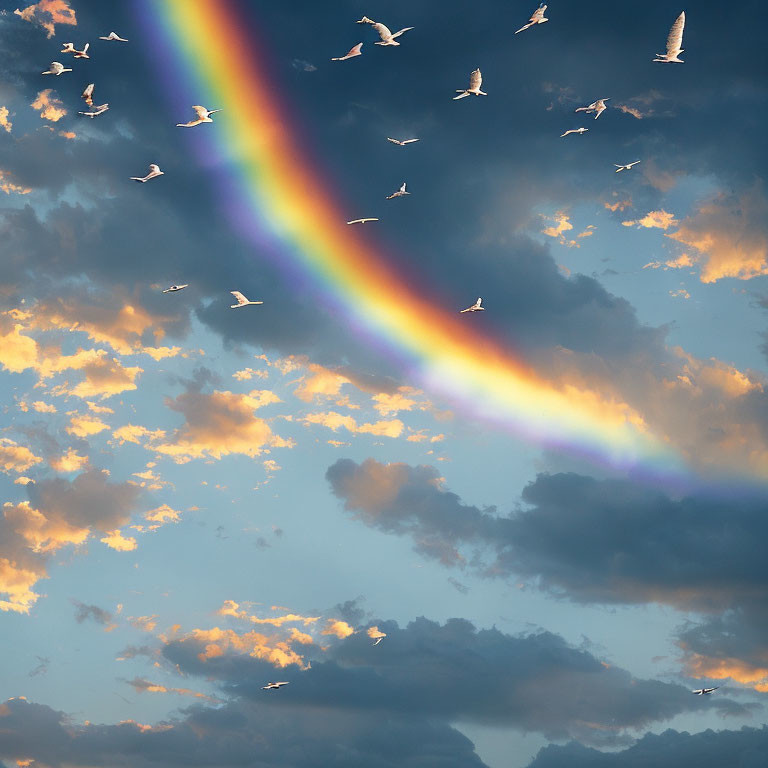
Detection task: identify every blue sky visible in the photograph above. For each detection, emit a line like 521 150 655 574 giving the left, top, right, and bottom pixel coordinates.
2 2 768 767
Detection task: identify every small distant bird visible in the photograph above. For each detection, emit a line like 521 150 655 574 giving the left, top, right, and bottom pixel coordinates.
176 106 221 127
372 636 384 646
692 687 719 695
79 104 109 118
99 32 129 42
130 164 164 183
460 298 485 313
515 3 548 34
332 43 363 61
387 137 419 146
230 290 263 308
356 16 375 24
560 128 589 137
454 69 486 100
575 98 610 119
347 218 379 224
81 83 95 106
372 22 414 46
61 42 89 59
386 182 409 199
614 160 641 173
654 11 685 63
42 62 71 76
163 284 189 293
262 681 289 690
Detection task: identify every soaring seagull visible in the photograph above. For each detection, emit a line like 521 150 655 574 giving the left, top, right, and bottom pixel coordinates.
372 22 414 46
176 106 221 127
99 32 128 42
42 61 71 76
162 284 189 293
386 182 409 199
560 127 589 137
61 42 90 59
654 11 685 63
614 160 641 173
575 98 610 119
130 164 164 183
230 290 263 308
332 43 363 61
460 298 485 313
262 681 290 690
347 218 379 224
453 69 486 99
692 687 720 695
515 3 548 34
387 137 419 146
79 104 109 118
81 83 95 106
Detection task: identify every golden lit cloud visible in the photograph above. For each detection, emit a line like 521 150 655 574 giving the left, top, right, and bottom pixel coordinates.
0 107 11 133
604 197 632 212
683 651 768 692
621 210 678 230
66 414 109 438
302 411 404 438
127 677 217 701
293 362 351 402
541 211 577 247
144 504 181 528
50 448 88 473
14 0 77 37
100 530 137 552
0 557 43 614
112 424 166 445
0 439 42 474
372 387 421 416
30 89 66 122
0 170 31 196
322 619 355 638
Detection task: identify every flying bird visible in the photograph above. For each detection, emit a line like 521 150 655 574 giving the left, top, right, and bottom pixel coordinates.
460 298 485 313
79 104 109 118
42 62 71 76
515 3 548 34
372 22 414 46
130 164 164 183
332 43 363 61
692 687 719 695
99 32 128 42
560 128 589 137
162 284 189 293
230 290 263 308
654 11 685 63
262 681 289 690
387 137 419 146
347 218 379 224
176 106 221 127
81 83 95 106
575 98 610 119
453 69 486 99
386 182 409 199
61 42 89 59
373 636 384 646
614 160 641 173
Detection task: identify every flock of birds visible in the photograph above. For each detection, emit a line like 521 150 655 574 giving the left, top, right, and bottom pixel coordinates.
32 4 714 697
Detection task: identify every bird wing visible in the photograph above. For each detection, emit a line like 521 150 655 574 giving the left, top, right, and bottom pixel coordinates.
347 43 363 56
230 291 248 305
666 11 685 54
387 138 401 145
372 22 392 40
470 69 482 90
402 139 419 144
399 183 407 192
476 298 482 306
193 105 209 119
82 83 94 105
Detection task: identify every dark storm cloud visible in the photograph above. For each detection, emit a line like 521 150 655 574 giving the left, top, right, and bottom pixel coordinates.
524 725 768 768
71 599 112 626
162 616 743 745
326 459 768 672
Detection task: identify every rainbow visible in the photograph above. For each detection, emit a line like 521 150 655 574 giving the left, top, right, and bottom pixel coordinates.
141 0 680 474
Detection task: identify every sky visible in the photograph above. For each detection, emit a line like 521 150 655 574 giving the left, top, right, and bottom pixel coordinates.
1 0 768 766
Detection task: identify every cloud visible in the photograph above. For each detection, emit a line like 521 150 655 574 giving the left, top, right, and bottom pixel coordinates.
30 89 66 122
100 529 137 552
66 414 109 437
72 600 113 626
0 169 32 195
125 677 217 701
541 211 579 247
0 107 11 133
621 210 678 230
0 439 42 474
14 0 76 38
666 186 768 283
302 411 404 439
49 447 88 473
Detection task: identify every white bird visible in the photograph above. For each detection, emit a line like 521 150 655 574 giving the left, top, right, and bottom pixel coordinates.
99 32 129 42
515 3 548 34
575 98 610 119
372 22 414 46
79 103 109 118
262 681 289 690
614 160 641 173
332 43 363 61
130 164 164 183
372 636 384 646
560 127 589 137
163 284 189 293
61 42 89 59
654 11 685 63
386 182 409 199
347 218 379 224
81 83 95 106
691 686 719 695
230 290 263 308
176 106 221 127
453 69 486 100
460 298 485 313
356 16 375 24
387 137 419 146
42 61 71 76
